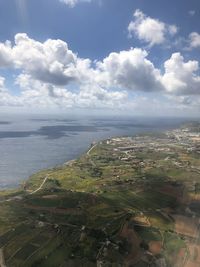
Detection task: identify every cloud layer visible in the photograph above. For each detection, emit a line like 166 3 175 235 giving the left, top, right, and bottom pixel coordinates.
0 33 200 110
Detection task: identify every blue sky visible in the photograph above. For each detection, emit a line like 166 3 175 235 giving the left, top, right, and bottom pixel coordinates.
0 0 200 116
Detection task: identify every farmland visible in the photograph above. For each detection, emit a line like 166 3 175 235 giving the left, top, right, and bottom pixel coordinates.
0 122 200 266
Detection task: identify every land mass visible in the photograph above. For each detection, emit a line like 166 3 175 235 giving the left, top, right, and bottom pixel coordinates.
0 122 200 267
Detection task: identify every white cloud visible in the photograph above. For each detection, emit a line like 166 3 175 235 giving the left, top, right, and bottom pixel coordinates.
13 33 85 85
0 76 5 88
0 34 127 109
0 41 13 67
189 10 195 16
77 85 127 108
0 33 92 86
188 32 200 49
128 9 178 47
14 73 126 109
59 0 91 8
96 49 200 96
162 53 200 95
96 48 164 92
0 34 200 112
168 25 178 36
0 76 21 107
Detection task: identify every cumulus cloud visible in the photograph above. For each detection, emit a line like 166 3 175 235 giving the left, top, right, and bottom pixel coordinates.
0 33 127 109
13 33 91 85
188 32 200 49
0 41 13 67
0 33 92 86
96 49 200 96
59 0 91 8
96 48 164 92
128 9 178 47
0 34 200 111
161 53 200 95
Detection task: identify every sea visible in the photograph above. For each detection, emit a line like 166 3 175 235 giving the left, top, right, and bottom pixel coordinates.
0 113 191 189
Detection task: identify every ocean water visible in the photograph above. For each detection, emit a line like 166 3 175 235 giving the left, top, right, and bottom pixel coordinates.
0 114 189 189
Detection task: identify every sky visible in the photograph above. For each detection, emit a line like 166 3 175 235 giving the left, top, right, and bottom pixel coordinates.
0 0 200 116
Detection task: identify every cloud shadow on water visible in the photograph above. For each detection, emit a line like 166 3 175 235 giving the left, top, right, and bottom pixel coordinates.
0 121 11 125
0 125 108 140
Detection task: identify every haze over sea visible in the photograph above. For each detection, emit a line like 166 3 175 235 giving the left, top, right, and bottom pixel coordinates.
0 114 190 189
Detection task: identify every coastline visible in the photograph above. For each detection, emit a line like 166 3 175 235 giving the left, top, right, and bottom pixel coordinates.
0 116 190 191
0 129 178 194
0 120 195 194
0 141 99 196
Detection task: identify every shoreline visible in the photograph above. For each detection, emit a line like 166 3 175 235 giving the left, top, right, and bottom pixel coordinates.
0 141 98 194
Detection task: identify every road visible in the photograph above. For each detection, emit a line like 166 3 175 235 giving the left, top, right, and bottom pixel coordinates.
87 143 98 167
0 175 49 202
30 175 49 195
87 143 97 156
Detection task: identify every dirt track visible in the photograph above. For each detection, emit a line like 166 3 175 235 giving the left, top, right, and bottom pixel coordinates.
30 176 49 195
